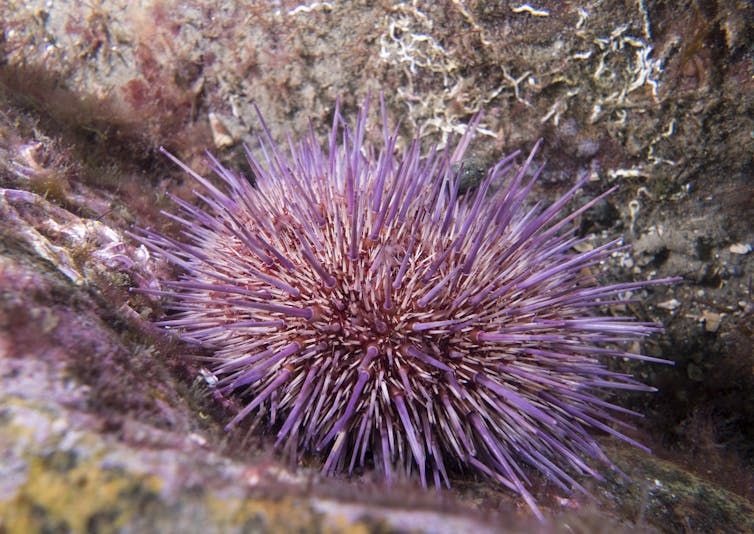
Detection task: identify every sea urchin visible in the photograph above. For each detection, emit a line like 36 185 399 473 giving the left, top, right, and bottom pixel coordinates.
135 96 674 520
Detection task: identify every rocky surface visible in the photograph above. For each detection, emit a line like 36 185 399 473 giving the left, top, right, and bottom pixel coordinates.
1 1 752 532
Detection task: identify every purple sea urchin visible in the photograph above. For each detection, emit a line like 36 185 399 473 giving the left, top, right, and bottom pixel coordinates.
135 96 674 520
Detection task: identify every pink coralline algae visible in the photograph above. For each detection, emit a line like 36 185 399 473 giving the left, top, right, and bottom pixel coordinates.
135 97 675 520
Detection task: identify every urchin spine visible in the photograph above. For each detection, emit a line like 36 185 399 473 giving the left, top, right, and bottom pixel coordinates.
135 96 674 520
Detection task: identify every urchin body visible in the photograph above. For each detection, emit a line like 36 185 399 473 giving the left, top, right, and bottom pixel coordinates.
137 98 672 520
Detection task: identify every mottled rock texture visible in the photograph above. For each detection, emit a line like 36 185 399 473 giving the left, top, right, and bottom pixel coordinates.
1 1 752 532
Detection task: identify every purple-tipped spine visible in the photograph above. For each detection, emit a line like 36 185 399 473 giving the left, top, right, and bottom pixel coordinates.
134 95 677 522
